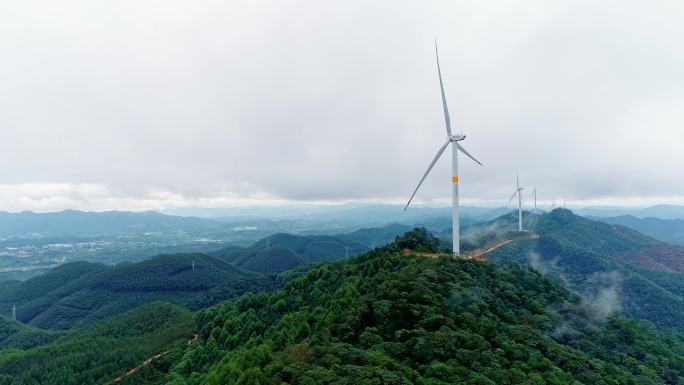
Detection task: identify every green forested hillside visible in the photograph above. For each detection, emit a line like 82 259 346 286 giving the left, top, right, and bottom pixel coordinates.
238 246 309 275
164 230 684 384
485 209 684 333
0 302 194 385
212 233 365 274
335 223 413 248
212 224 412 274
0 253 276 330
0 316 63 349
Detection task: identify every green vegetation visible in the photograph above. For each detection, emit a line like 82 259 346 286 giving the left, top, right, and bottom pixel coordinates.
212 225 411 274
239 247 309 275
0 316 63 349
3 222 684 384
486 209 684 333
165 229 684 384
0 253 276 330
0 302 194 385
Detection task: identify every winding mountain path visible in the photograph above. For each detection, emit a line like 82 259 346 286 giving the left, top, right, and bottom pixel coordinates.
401 233 540 261
463 233 540 260
105 334 198 385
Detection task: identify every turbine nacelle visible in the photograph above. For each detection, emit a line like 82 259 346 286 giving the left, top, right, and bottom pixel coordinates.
449 134 466 142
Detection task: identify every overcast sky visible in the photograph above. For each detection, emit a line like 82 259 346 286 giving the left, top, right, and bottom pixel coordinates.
0 0 682 212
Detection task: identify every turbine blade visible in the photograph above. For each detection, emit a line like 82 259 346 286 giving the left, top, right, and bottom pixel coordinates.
455 142 483 166
505 190 518 209
404 139 451 211
435 41 452 136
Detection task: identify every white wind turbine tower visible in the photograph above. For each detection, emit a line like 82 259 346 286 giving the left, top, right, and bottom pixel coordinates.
506 173 524 231
404 42 483 257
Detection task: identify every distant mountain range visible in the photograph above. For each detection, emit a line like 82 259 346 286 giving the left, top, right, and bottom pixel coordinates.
162 203 508 228
573 204 684 219
165 202 684 221
4 204 684 240
593 215 684 246
0 209 228 237
0 205 483 239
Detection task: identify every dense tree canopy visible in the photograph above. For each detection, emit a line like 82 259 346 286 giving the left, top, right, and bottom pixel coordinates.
0 253 276 330
165 230 684 384
0 303 195 385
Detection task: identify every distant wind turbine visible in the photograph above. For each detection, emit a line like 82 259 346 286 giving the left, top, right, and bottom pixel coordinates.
404 41 483 256
506 173 524 231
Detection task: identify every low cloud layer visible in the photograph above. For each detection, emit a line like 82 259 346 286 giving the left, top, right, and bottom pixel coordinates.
1 0 683 211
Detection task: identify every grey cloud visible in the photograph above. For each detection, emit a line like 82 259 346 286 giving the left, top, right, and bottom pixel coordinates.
0 0 682 210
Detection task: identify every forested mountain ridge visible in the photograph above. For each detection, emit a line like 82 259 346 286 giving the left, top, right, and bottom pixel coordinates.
164 229 684 384
0 302 195 385
0 253 276 330
485 209 684 333
536 210 684 273
211 224 413 274
211 233 365 274
0 315 63 349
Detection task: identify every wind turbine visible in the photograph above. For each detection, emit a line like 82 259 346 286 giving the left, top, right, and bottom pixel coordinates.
506 173 524 231
404 42 483 257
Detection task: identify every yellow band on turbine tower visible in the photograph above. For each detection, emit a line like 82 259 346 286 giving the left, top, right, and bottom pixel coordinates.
452 176 459 184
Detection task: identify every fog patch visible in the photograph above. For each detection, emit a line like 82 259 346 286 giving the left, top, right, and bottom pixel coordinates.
527 248 623 341
528 251 548 274
527 251 571 287
581 271 622 322
546 270 623 342
461 221 504 244
460 218 516 248
549 320 580 339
